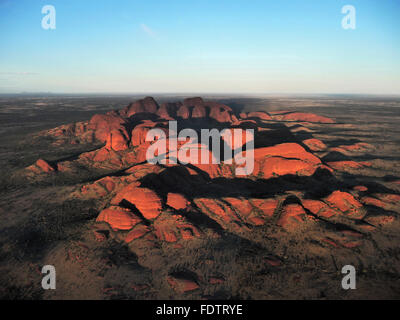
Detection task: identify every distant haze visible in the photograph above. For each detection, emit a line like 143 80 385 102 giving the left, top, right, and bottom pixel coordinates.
0 0 399 94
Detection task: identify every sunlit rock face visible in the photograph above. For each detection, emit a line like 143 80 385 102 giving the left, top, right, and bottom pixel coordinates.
28 96 398 252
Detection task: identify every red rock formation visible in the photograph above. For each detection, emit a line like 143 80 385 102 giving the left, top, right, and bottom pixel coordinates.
89 112 128 143
331 142 374 153
327 161 371 170
303 138 327 151
177 104 190 119
35 159 55 172
353 185 368 192
261 157 318 179
278 204 310 230
96 206 143 230
302 199 338 218
247 111 272 121
124 97 159 117
207 102 234 123
125 225 151 243
324 191 364 218
361 196 386 208
184 97 206 118
111 185 162 220
167 193 190 210
248 143 322 178
273 112 335 124
156 102 179 120
105 129 129 151
27 96 396 251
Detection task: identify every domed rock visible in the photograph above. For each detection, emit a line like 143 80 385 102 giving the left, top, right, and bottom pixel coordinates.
207 102 234 123
254 143 321 165
89 113 128 143
105 129 129 151
302 199 338 218
111 185 162 220
167 193 190 210
35 159 55 173
156 102 179 120
96 206 143 231
324 191 364 218
130 121 163 147
177 104 190 119
302 138 327 151
260 157 318 179
124 224 151 243
125 97 159 117
251 198 279 218
278 204 309 230
153 213 201 242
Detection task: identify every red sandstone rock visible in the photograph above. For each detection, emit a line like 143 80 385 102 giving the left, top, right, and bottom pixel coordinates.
177 104 190 119
247 111 272 121
156 102 178 120
375 193 400 204
274 112 335 123
105 129 129 151
353 185 368 192
207 102 234 123
327 161 370 170
260 157 318 179
130 121 161 147
111 185 162 220
251 198 278 218
96 206 143 230
303 138 327 151
194 198 245 231
125 225 151 243
89 112 128 143
254 143 321 165
92 148 111 162
125 97 159 117
183 97 206 118
167 193 190 210
277 204 309 230
324 191 363 218
35 159 55 172
153 213 201 242
302 199 338 218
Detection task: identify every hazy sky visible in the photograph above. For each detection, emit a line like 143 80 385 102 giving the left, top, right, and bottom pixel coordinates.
0 0 399 94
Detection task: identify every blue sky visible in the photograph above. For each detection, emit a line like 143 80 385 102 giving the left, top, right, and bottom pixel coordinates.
0 0 399 94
